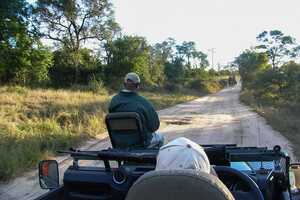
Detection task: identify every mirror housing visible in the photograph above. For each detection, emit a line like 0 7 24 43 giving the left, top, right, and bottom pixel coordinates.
38 160 59 190
289 163 300 194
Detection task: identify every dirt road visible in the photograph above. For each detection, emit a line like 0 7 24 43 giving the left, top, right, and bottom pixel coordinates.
159 84 294 154
0 83 295 200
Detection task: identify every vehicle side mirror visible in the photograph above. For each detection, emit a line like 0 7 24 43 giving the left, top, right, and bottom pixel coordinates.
289 164 300 194
39 160 59 189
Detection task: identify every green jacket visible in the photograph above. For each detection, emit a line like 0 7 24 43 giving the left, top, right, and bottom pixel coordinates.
108 90 160 146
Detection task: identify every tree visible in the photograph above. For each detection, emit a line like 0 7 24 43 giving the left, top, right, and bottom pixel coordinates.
0 0 53 85
164 57 185 84
33 0 120 84
0 0 29 82
34 0 119 51
256 30 297 69
291 45 300 58
50 48 101 87
104 36 152 88
281 61 300 102
234 50 270 88
149 46 165 86
193 51 209 69
153 37 176 63
0 35 53 85
176 41 196 67
176 41 208 69
0 0 28 44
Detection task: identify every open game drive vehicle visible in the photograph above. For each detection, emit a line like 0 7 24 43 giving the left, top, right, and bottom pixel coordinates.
34 112 300 200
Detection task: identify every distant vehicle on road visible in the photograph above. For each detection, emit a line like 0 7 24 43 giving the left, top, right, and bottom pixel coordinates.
228 75 237 86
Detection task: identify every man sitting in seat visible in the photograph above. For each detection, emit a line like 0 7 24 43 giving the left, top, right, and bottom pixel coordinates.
109 72 164 148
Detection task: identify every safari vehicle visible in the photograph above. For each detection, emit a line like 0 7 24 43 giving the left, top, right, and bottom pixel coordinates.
35 113 300 200
228 75 237 86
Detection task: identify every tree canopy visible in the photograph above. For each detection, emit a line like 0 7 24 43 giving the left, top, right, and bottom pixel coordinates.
34 0 120 51
0 0 53 85
256 30 298 68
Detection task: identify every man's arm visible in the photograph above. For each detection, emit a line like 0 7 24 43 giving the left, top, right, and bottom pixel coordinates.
108 95 118 113
143 100 160 132
108 99 113 113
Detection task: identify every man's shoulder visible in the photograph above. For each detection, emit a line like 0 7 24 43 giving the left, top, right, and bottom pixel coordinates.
110 93 121 102
136 94 154 109
111 91 140 102
111 91 131 99
135 93 149 102
111 91 152 107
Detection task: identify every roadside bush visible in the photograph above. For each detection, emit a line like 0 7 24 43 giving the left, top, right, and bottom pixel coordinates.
236 50 300 158
281 62 300 103
50 49 102 87
164 83 184 92
188 79 222 94
219 79 228 87
88 77 108 94
4 85 28 94
70 77 108 95
240 89 256 106
0 38 53 86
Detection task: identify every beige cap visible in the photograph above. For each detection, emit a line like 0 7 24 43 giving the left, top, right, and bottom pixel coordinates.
124 72 140 84
156 137 211 173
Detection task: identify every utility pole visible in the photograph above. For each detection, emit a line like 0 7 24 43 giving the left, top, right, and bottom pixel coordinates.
208 48 215 69
217 63 221 71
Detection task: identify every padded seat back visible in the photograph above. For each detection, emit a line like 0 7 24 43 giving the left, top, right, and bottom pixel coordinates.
126 170 234 200
105 112 145 149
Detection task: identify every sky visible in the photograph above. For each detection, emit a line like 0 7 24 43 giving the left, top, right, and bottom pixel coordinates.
114 0 300 66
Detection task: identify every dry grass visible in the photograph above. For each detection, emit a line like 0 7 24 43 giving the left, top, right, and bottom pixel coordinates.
240 90 300 159
0 86 201 181
256 107 300 159
0 86 109 181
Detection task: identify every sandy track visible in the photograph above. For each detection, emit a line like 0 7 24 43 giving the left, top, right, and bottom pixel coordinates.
159 84 294 156
0 84 295 200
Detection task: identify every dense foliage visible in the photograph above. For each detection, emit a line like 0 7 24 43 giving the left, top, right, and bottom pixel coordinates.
235 31 300 157
0 0 227 90
0 0 53 85
235 30 300 107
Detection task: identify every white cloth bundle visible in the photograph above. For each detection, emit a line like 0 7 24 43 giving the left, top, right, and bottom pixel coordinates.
156 137 211 174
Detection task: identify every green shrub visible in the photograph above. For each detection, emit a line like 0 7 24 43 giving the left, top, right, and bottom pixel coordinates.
5 86 28 94
218 79 228 87
164 83 183 92
88 77 108 95
69 79 108 95
188 79 222 94
240 89 256 106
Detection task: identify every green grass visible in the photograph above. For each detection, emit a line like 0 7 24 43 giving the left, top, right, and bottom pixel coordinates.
240 90 300 159
0 86 206 181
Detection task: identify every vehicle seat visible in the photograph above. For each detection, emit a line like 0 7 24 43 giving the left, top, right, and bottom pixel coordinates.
105 112 147 149
126 169 235 200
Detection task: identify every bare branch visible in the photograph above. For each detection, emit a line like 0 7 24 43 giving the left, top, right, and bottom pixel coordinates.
46 34 67 45
35 0 117 51
78 12 91 33
79 36 98 41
